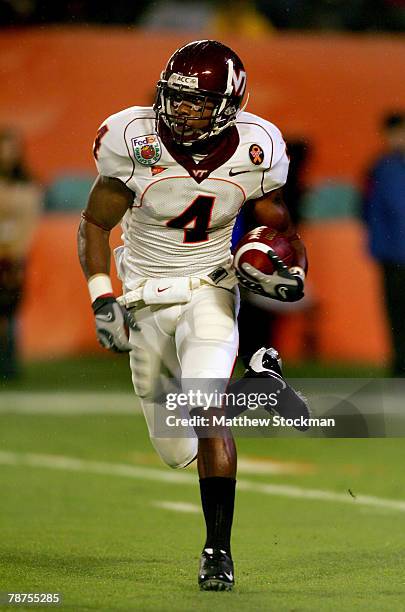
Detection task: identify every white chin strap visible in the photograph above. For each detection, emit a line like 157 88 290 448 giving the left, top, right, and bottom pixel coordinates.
238 91 249 114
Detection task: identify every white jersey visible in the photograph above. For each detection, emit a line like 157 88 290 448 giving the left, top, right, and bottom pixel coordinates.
94 106 289 289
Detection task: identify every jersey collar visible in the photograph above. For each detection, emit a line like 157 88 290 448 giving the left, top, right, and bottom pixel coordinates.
158 119 240 184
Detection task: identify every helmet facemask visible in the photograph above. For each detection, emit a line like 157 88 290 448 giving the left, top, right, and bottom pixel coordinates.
154 80 240 146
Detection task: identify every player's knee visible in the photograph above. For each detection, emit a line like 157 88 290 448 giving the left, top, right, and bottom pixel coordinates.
166 453 196 469
150 437 198 469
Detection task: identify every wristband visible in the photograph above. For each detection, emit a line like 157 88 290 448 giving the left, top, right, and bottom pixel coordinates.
88 273 113 303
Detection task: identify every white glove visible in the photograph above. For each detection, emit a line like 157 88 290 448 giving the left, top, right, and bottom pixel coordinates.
92 296 139 352
236 248 305 302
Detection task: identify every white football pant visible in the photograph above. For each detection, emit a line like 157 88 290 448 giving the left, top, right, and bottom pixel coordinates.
128 284 239 469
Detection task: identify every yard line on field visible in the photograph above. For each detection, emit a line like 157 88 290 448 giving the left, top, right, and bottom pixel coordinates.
153 501 200 514
3 390 405 419
236 481 405 511
0 393 140 414
1 451 405 513
0 451 195 484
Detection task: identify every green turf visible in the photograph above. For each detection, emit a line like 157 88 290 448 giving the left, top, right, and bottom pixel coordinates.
1 397 405 611
0 356 386 393
0 355 134 392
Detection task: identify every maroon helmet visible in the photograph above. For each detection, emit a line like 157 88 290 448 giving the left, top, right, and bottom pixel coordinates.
154 40 247 146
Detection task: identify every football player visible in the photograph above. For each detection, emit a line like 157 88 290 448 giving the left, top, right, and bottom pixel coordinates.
78 40 308 591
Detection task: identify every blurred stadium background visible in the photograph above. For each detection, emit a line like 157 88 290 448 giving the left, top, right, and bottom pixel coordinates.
1 1 405 367
1 2 405 610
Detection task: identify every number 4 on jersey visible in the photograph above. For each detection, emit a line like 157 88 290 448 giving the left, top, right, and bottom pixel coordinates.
166 195 215 243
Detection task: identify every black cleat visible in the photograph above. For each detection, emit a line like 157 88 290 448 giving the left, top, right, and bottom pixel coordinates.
198 548 234 591
246 347 311 431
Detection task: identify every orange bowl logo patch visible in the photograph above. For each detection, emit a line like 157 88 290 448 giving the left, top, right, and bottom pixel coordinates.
132 134 162 165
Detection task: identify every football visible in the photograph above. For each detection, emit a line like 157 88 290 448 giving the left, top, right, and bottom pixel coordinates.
233 226 296 279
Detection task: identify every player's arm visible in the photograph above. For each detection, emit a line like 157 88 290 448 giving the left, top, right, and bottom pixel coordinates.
78 175 138 351
78 175 132 277
251 187 307 273
236 188 307 302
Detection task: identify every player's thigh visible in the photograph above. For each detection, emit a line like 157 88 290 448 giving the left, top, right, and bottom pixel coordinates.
128 304 197 469
129 303 180 398
176 285 239 380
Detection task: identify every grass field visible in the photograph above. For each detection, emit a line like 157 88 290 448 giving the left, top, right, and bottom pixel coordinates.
1 357 405 611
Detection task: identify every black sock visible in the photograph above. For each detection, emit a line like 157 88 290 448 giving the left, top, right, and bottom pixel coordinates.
199 476 236 555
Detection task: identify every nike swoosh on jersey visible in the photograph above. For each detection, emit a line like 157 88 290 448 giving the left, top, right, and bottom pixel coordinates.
157 286 172 293
228 168 252 177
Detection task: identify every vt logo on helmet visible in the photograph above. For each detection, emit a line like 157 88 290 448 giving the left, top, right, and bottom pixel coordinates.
154 40 247 146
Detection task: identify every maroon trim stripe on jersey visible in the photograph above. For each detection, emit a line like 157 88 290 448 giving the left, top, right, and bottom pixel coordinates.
236 120 276 197
123 115 156 186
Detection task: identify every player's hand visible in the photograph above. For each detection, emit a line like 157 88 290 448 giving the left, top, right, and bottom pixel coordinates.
236 248 305 302
92 295 139 352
